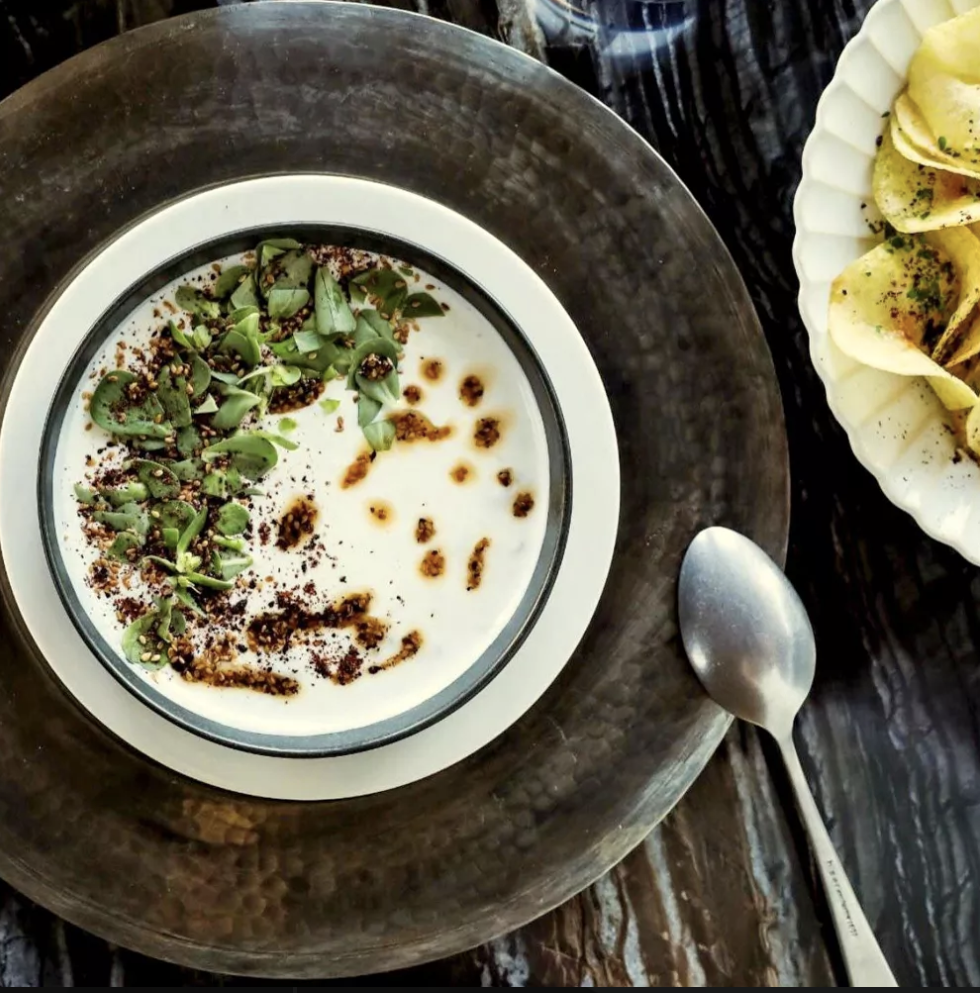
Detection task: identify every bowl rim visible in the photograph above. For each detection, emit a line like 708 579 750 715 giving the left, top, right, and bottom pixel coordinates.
38 218 572 758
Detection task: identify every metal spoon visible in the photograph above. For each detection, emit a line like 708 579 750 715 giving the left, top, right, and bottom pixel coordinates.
678 526 898 988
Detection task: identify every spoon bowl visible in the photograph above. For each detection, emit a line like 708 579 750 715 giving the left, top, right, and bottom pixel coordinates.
679 526 814 739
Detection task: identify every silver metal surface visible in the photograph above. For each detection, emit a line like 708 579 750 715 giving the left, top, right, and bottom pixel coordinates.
679 527 898 988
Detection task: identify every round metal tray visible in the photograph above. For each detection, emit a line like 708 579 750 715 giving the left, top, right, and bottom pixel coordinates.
0 2 788 977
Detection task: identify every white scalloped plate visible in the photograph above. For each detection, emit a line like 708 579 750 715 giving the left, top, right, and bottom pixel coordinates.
793 0 980 562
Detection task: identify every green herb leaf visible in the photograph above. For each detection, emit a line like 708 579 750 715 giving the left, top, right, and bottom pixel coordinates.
257 237 303 268
216 553 253 581
209 369 241 386
121 610 168 668
352 267 408 318
90 371 171 439
216 502 250 536
173 587 205 616
271 335 345 375
358 394 382 428
175 285 221 320
156 368 193 429
201 472 227 498
315 267 356 335
176 550 203 575
220 319 262 368
176 506 208 557
144 555 179 574
202 434 279 479
268 287 310 319
213 264 252 299
107 531 143 562
99 481 149 507
193 325 212 351
134 437 168 453
292 329 324 353
132 459 181 499
211 386 262 430
74 484 99 505
194 395 218 415
167 459 203 482
154 499 198 534
939 135 948 150
353 314 383 347
172 608 187 637
95 504 149 534
278 249 314 287
176 423 202 458
403 292 444 318
161 527 180 551
355 369 400 406
189 352 212 396
358 309 398 344
268 365 301 388
252 430 299 451
156 597 175 643
169 320 192 349
345 336 400 390
180 571 235 592
319 398 340 415
228 305 260 324
221 330 262 368
279 416 298 433
214 535 247 553
363 418 396 452
229 272 260 311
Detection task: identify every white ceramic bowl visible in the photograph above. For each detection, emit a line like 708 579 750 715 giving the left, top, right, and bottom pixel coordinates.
794 0 980 562
0 175 620 796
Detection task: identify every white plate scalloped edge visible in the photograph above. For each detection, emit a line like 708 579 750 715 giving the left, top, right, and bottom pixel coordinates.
793 0 980 563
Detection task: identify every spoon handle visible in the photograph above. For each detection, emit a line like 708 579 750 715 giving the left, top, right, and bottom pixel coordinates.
777 735 898 987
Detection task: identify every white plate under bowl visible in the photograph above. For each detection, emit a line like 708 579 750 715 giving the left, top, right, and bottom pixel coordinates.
793 0 980 562
0 175 619 799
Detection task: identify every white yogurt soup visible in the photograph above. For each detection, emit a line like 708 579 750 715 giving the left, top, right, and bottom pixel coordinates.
48 241 551 741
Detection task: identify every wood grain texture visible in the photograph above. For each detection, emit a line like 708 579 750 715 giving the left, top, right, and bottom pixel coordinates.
1 0 969 987
566 0 979 986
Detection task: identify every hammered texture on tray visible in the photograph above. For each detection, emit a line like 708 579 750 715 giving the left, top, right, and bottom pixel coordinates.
794 0 980 561
0 2 788 978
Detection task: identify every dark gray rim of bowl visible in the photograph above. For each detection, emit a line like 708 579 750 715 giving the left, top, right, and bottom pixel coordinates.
38 213 571 758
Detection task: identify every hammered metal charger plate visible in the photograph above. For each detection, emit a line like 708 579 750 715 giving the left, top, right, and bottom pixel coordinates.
0 2 788 977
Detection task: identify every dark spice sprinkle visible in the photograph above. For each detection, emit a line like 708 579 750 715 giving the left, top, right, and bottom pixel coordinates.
460 374 485 407
474 417 501 449
276 496 318 550
420 549 446 578
466 538 490 591
513 492 535 518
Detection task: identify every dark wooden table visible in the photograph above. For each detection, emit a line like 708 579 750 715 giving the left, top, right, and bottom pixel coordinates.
0 0 974 986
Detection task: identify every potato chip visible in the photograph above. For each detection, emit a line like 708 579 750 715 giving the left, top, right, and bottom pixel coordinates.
891 95 980 181
873 126 980 232
908 8 980 157
924 227 980 365
828 230 980 410
965 403 980 455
